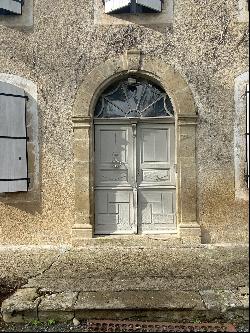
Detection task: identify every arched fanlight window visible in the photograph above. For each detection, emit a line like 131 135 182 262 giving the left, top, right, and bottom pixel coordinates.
94 77 174 118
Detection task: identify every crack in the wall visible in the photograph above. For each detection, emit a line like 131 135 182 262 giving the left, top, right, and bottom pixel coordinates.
26 247 72 283
72 291 80 319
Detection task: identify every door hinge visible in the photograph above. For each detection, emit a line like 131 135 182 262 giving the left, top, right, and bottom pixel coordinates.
132 123 137 138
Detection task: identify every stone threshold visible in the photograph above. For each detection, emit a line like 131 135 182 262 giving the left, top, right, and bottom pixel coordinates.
1 287 248 324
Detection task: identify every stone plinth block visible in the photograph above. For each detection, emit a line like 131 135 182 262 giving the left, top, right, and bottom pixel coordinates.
1 288 40 323
38 291 78 322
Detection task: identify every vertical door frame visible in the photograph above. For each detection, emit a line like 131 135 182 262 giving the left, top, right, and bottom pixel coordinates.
72 49 201 245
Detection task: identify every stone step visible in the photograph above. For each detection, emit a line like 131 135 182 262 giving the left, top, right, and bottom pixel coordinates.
1 287 249 324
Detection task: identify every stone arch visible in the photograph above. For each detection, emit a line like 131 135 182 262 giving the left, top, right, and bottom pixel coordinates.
72 50 201 244
73 50 197 120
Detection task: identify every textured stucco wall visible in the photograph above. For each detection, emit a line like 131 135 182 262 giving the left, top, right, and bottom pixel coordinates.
0 0 249 245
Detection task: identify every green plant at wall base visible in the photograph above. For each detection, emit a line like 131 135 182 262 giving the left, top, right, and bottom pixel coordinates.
192 319 202 324
30 320 41 326
47 319 56 325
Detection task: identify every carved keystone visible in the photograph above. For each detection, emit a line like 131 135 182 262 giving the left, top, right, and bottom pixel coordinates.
125 49 142 72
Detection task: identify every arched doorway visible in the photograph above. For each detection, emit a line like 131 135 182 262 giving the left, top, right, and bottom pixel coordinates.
72 50 201 244
94 77 176 235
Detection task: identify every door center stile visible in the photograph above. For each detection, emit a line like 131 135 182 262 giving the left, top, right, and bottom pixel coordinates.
131 122 138 234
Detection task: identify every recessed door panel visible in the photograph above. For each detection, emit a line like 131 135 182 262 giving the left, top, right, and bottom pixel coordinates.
137 124 175 187
141 129 169 163
95 189 135 234
95 125 133 188
138 189 176 233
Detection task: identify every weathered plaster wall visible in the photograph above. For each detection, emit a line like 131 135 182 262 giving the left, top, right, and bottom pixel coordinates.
0 0 248 245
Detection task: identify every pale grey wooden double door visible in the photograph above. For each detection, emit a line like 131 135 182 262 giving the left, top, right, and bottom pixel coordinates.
94 122 176 235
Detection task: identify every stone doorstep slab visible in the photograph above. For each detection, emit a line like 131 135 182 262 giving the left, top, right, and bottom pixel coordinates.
74 290 205 311
38 291 78 322
200 290 246 312
1 288 40 323
1 288 249 323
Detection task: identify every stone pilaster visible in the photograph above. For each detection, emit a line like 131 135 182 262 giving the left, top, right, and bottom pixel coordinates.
177 114 201 244
72 116 93 242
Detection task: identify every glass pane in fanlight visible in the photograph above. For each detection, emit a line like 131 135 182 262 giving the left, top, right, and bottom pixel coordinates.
165 94 174 116
142 96 165 117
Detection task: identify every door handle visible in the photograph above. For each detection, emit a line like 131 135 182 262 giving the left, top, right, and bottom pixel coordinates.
112 157 123 168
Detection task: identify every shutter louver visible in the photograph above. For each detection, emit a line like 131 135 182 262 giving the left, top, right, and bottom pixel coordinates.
136 0 162 12
105 0 130 14
104 0 162 13
0 81 28 193
0 0 22 15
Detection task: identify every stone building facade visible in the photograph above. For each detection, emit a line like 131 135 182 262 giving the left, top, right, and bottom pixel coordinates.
0 0 249 246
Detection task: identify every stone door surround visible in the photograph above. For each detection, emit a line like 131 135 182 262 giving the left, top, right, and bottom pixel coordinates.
72 49 201 245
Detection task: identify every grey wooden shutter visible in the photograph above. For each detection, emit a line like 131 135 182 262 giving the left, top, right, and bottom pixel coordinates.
104 0 130 13
0 81 28 192
0 0 22 14
136 0 162 12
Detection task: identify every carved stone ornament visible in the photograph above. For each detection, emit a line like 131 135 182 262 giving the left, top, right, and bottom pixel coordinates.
125 48 142 72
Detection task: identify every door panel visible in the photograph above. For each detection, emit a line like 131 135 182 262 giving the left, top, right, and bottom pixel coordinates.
95 124 136 234
138 189 176 233
95 189 135 234
137 124 175 187
95 125 133 187
94 122 176 235
137 123 176 234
